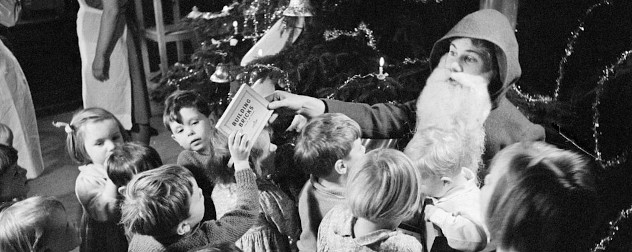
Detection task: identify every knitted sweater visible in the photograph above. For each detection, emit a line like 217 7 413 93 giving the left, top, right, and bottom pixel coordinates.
128 170 260 252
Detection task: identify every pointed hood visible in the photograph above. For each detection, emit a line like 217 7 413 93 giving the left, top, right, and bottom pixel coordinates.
429 9 521 105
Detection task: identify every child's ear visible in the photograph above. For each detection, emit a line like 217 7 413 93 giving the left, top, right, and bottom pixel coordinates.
171 134 176 141
441 176 453 186
117 186 127 195
334 160 348 175
176 221 191 236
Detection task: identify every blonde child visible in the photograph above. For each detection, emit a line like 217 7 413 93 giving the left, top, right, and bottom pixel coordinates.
294 113 366 252
211 126 300 251
0 196 80 252
404 125 487 252
481 142 598 252
0 144 28 203
317 148 424 251
120 130 260 251
55 107 130 251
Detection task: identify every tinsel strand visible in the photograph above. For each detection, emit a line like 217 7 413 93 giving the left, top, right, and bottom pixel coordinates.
326 73 378 99
323 22 377 50
592 49 631 166
591 204 632 252
553 0 612 99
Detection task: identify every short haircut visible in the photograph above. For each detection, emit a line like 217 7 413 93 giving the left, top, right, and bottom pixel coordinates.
0 123 13 146
120 164 195 236
486 142 598 252
0 144 18 174
346 148 423 224
163 90 212 133
106 142 163 187
294 113 361 177
0 196 65 252
405 124 484 178
66 107 130 165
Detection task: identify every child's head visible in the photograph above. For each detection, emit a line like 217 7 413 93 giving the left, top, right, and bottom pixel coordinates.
405 125 482 198
163 90 220 154
60 107 129 166
106 142 163 188
481 142 598 252
0 196 80 252
0 123 13 146
0 144 27 202
120 164 204 237
346 148 423 226
294 113 365 178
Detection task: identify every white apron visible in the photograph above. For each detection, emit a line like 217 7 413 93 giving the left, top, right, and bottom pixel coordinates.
0 39 45 179
77 0 132 129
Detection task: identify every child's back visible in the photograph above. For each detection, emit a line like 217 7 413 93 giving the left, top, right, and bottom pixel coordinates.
294 113 365 251
316 148 424 252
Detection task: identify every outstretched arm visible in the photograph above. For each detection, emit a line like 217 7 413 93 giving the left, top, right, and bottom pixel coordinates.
92 0 127 81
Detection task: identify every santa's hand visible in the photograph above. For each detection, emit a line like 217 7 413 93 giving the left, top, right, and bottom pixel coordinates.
266 91 326 119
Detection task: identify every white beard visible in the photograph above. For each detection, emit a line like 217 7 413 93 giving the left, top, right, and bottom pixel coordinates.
404 66 491 172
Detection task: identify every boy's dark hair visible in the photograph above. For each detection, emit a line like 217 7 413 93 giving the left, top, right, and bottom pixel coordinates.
0 144 18 173
106 142 163 187
162 90 212 133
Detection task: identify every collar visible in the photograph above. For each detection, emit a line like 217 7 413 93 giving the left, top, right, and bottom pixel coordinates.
335 209 396 246
310 175 345 198
430 167 478 204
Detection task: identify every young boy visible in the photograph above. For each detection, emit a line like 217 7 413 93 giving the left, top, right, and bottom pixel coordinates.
405 125 487 252
293 113 366 252
121 130 260 251
163 90 226 220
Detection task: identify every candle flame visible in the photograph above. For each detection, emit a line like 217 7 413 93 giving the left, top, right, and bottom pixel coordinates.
379 57 385 67
233 21 238 27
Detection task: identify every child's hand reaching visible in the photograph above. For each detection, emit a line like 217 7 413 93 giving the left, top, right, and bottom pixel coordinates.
228 130 250 171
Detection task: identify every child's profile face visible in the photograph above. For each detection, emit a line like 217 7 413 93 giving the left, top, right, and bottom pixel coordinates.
182 178 205 229
169 107 214 153
83 119 124 166
0 163 28 202
42 207 80 252
342 138 366 172
420 168 447 198
444 38 496 83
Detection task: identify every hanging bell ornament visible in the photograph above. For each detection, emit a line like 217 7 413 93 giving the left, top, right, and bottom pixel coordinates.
210 64 231 83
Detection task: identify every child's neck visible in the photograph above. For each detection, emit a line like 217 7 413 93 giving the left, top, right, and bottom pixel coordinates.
353 217 397 237
318 172 346 188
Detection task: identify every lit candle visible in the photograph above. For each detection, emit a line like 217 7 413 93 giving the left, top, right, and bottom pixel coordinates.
258 49 263 57
233 21 238 35
379 57 385 75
